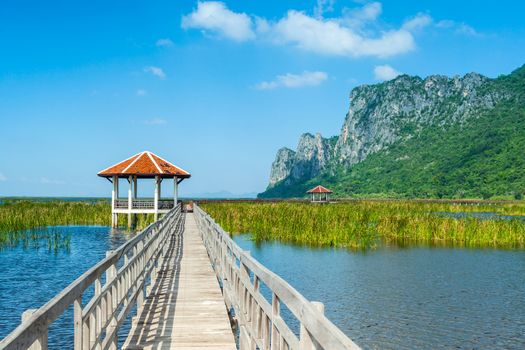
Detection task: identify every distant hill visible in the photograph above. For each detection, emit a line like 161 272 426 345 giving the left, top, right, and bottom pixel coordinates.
187 191 258 199
259 64 525 199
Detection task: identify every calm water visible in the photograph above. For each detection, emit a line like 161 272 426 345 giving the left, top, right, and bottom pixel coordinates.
0 226 133 348
436 211 525 221
2 225 525 349
234 235 525 350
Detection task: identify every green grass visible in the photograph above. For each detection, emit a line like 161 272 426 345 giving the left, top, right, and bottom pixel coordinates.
201 201 525 250
0 199 154 248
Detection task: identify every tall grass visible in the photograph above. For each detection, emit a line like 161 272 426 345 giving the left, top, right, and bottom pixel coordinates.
201 201 525 249
0 200 154 248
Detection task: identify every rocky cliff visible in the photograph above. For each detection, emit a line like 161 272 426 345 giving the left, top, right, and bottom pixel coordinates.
261 65 524 198
267 133 336 188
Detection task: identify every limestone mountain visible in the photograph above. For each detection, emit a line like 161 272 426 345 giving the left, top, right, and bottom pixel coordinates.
259 64 525 199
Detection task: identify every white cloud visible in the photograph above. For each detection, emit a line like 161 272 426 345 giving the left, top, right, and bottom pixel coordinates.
268 10 414 58
374 65 401 81
436 19 455 29
314 0 335 18
255 71 328 90
181 1 255 42
456 23 481 37
136 89 147 96
0 172 6 181
403 13 432 31
182 2 416 58
144 66 166 79
41 177 65 185
436 20 482 37
144 118 168 125
341 1 382 27
156 38 174 47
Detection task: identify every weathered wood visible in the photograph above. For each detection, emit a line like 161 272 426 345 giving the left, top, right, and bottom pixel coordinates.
21 310 47 350
0 205 181 350
3 202 361 350
73 298 83 350
300 302 325 350
194 204 361 350
122 213 236 349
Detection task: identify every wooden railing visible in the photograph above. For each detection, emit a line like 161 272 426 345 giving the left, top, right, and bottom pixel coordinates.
114 199 175 210
0 205 183 350
194 204 361 350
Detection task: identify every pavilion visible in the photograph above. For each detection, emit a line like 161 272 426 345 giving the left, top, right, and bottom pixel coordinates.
307 185 333 203
98 151 190 227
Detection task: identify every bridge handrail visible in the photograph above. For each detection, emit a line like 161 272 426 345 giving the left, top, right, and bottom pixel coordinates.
194 204 360 350
0 204 182 350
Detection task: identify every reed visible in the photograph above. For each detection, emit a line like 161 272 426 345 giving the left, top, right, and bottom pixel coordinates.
0 199 154 248
201 201 525 249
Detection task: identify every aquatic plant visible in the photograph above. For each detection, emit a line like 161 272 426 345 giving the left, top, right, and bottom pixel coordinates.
0 199 154 247
201 201 525 249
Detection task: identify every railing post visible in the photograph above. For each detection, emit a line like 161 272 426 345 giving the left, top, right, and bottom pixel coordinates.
22 309 48 350
136 240 145 315
105 251 118 350
239 258 253 350
74 297 83 350
270 293 280 350
300 301 325 350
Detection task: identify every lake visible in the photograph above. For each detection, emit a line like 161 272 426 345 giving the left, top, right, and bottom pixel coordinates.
234 235 525 350
1 225 524 349
0 226 134 348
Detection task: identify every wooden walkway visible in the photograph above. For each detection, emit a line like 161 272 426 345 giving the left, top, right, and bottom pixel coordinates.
0 205 359 350
122 213 236 350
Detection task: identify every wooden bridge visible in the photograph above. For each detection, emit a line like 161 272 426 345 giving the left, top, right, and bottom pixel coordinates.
0 204 360 350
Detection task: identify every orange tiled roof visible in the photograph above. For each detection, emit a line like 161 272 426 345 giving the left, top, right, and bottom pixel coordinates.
98 151 191 178
307 185 333 193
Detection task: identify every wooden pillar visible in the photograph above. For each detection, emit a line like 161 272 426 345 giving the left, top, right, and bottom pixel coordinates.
111 176 117 228
173 177 178 208
133 176 138 226
128 175 133 228
154 175 159 221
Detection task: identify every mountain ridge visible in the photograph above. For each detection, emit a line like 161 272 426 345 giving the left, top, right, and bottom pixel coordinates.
259 64 525 199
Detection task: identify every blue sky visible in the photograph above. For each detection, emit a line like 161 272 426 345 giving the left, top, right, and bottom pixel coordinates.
1 0 525 198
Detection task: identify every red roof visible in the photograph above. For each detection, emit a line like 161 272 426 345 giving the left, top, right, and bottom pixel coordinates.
98 151 191 178
307 185 333 193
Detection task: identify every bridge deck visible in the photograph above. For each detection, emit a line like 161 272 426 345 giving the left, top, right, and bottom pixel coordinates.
123 213 236 349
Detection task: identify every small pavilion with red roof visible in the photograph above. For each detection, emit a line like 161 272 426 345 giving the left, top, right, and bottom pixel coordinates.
307 185 333 203
98 151 190 227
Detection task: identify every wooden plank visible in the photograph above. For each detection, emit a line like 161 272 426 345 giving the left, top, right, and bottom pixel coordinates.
123 213 236 350
194 204 361 350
